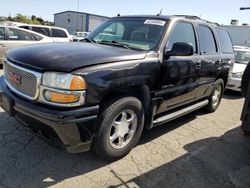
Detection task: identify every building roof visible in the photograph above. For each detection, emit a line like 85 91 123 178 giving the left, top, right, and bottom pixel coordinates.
54 10 109 19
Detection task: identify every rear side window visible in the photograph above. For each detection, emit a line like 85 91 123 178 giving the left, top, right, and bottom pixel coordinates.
167 22 197 52
8 28 43 41
32 27 50 37
51 28 67 37
216 28 233 53
19 26 30 30
0 27 5 40
198 25 217 54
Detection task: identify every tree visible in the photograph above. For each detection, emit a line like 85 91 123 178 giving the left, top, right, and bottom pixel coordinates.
1 14 53 26
36 17 44 25
31 15 36 21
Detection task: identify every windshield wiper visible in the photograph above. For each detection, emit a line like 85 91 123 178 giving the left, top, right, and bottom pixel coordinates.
81 38 95 43
98 40 131 49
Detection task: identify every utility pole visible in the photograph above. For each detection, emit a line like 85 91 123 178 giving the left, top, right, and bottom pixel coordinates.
76 0 79 31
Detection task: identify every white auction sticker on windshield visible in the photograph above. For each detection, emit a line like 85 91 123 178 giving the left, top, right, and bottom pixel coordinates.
144 19 166 26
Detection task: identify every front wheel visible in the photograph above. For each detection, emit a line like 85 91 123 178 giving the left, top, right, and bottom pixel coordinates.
206 79 224 112
93 96 144 160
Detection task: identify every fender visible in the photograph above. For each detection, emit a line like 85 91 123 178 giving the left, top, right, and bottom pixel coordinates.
74 57 161 105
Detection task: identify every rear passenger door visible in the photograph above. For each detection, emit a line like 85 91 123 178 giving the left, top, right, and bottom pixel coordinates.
196 25 221 99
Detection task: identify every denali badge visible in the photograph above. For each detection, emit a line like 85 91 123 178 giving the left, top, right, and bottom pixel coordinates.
9 71 21 84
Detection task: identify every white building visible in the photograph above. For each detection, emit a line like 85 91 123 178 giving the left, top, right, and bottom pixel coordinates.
54 11 109 34
223 25 250 47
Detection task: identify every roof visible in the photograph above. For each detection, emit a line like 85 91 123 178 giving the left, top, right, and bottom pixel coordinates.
111 15 220 26
54 10 109 19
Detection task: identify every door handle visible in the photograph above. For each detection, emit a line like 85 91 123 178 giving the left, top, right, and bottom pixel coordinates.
215 60 221 65
194 62 201 70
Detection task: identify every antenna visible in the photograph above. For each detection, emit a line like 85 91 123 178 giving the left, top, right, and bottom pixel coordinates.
157 9 163 16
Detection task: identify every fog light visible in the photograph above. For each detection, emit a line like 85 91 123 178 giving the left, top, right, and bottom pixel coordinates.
44 90 79 104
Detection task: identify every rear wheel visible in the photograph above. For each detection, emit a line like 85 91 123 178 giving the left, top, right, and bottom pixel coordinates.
93 96 144 160
206 79 224 112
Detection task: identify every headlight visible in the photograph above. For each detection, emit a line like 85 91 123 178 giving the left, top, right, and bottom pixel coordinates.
40 72 87 106
231 72 243 79
43 72 87 90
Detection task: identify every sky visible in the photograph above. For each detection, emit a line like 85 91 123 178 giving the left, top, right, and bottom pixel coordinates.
1 0 250 25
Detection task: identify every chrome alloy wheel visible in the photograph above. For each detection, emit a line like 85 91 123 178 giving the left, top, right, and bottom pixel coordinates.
109 110 138 149
212 85 222 107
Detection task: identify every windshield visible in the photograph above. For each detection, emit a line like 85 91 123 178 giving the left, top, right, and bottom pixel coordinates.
235 51 250 64
87 18 167 51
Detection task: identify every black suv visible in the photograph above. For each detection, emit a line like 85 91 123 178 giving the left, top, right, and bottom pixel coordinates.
0 15 234 160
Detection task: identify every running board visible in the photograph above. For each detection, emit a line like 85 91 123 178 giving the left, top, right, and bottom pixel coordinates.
153 99 209 126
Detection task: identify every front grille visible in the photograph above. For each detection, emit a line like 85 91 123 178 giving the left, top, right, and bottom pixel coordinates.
4 60 42 100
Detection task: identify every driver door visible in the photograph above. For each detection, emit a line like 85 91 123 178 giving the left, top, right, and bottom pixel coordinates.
156 21 200 114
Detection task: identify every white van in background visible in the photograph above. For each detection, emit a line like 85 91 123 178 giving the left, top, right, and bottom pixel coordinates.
0 22 72 42
18 24 72 42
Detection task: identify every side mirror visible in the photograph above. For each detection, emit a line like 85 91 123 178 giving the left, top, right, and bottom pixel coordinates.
165 42 194 57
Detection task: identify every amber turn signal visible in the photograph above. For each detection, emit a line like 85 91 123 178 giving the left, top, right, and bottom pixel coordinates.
70 76 87 90
45 91 79 104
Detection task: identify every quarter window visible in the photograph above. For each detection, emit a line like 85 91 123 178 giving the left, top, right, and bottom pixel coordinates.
51 28 67 37
216 28 233 53
167 22 197 52
198 25 217 54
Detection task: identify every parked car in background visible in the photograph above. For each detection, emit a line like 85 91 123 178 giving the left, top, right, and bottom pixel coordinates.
0 26 53 64
18 24 72 42
71 31 90 41
0 15 234 160
226 46 250 91
0 21 71 42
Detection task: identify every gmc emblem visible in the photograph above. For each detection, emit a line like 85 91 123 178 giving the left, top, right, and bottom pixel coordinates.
9 71 21 84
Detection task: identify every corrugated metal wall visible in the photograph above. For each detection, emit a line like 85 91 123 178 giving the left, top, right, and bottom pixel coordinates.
54 11 108 34
88 15 107 32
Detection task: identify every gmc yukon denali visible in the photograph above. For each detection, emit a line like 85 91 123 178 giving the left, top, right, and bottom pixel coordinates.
0 15 234 160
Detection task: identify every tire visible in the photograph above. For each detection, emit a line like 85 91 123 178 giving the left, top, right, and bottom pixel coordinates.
206 79 224 112
242 129 250 137
93 96 144 160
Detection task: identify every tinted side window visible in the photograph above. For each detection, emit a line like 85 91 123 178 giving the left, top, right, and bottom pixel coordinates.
167 22 197 52
32 27 50 37
216 28 233 53
19 26 30 30
198 25 217 54
51 28 67 37
8 28 42 41
0 27 5 40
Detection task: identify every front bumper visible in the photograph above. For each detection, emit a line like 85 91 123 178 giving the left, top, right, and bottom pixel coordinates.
0 76 99 153
226 77 241 91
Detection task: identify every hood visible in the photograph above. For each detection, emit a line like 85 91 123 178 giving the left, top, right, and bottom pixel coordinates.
232 62 248 73
6 42 147 72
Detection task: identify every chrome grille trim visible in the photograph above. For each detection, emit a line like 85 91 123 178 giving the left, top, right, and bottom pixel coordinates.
4 60 42 100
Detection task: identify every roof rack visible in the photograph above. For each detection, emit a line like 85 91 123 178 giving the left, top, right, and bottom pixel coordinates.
173 15 200 19
173 15 220 26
